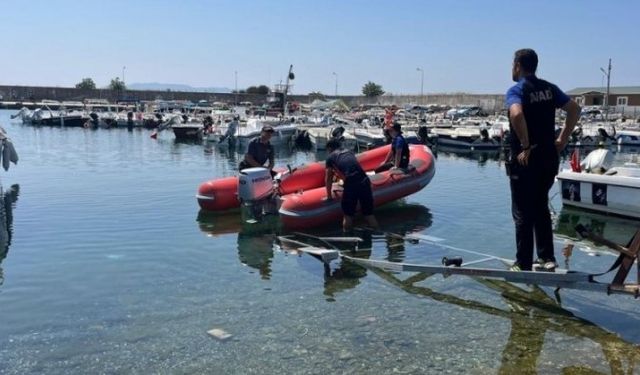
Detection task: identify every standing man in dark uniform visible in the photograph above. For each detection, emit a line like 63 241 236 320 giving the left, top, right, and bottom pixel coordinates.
376 122 410 173
239 125 275 175
325 139 378 231
505 48 580 271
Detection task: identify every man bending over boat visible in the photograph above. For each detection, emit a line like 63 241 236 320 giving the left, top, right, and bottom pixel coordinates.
325 139 378 231
505 48 580 272
239 125 276 176
375 122 410 173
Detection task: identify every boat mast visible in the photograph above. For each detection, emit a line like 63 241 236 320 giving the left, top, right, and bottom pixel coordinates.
283 64 293 116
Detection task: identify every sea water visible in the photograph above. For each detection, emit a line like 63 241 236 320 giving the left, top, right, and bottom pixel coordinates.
1 109 639 374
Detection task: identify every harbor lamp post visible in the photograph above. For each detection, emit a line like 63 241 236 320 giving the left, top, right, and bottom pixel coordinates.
122 66 126 86
416 67 424 104
600 58 611 121
332 72 338 97
234 70 238 104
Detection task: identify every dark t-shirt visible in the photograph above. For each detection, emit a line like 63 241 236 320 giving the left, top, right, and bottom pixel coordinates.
326 149 367 185
505 76 570 153
246 137 274 166
391 134 410 168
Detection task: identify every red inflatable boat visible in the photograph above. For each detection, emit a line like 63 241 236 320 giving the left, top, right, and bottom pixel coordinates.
196 146 391 211
278 144 436 228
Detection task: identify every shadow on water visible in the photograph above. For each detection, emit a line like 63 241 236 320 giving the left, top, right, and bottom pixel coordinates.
368 268 640 374
0 184 19 287
196 201 433 292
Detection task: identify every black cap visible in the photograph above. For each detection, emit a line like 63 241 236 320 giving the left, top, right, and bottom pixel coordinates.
261 125 275 133
392 122 402 133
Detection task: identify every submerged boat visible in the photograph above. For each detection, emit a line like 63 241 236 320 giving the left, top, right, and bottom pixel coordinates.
196 144 436 228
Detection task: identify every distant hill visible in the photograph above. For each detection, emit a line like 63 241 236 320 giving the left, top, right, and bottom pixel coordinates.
127 83 232 93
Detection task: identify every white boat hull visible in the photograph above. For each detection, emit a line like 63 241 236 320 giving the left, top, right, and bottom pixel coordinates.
557 167 640 219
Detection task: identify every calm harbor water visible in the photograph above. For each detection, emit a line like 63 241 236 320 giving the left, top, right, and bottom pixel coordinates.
1 109 639 374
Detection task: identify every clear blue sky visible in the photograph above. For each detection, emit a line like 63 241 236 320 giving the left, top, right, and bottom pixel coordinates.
1 0 638 95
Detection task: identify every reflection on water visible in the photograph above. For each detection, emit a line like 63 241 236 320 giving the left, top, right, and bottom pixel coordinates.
0 184 19 286
554 205 640 245
5 107 640 374
197 201 433 293
369 267 640 374
434 145 504 167
436 143 640 169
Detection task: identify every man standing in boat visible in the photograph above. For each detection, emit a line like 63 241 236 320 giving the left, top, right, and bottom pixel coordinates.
376 122 410 173
239 125 275 175
325 139 378 231
505 48 580 272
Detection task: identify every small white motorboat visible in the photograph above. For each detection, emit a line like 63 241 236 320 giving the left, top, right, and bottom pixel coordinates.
557 149 640 219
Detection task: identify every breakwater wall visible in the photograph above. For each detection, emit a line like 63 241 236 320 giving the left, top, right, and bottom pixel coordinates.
0 85 504 111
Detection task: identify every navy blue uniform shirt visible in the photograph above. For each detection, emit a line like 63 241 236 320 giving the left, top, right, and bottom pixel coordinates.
505 76 570 152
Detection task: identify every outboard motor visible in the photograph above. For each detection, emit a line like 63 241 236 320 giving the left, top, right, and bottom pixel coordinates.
582 149 613 173
151 113 164 128
238 167 277 220
86 112 100 129
331 126 346 144
238 168 274 203
331 126 345 139
294 129 311 149
417 125 429 144
479 128 490 142
597 127 615 141
126 111 134 131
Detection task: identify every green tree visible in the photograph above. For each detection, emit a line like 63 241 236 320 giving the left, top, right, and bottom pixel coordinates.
246 85 270 95
362 81 385 97
308 91 325 101
109 77 126 91
75 78 96 90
